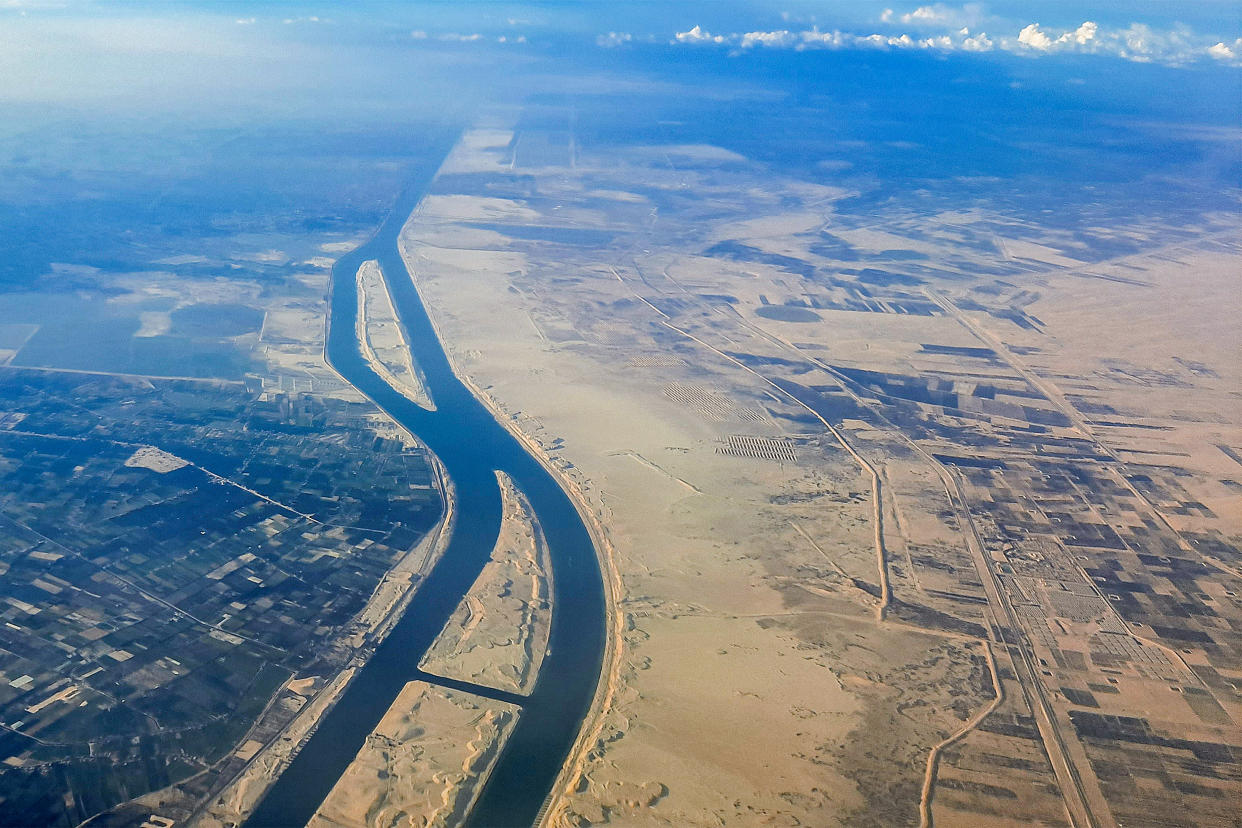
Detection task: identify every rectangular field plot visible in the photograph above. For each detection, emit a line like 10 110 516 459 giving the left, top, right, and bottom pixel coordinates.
717 435 797 463
663 383 764 422
627 355 687 368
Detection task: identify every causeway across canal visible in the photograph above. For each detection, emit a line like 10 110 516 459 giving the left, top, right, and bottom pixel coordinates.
246 134 607 828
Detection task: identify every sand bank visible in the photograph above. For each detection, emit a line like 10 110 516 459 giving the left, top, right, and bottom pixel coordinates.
420 471 552 695
308 681 520 828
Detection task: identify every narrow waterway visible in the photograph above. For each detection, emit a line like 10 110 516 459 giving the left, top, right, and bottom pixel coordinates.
246 135 607 828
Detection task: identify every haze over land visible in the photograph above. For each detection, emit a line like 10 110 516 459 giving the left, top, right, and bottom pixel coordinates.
0 2 1238 827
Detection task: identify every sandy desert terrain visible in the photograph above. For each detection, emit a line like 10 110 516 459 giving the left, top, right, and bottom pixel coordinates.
387 113 1242 826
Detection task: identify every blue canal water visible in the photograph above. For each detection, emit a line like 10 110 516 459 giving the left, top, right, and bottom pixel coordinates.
245 136 606 828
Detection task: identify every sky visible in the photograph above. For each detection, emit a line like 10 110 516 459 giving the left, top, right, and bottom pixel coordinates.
0 0 1236 282
1 0 1240 116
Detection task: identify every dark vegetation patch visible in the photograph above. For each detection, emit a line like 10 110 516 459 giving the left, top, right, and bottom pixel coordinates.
889 599 988 639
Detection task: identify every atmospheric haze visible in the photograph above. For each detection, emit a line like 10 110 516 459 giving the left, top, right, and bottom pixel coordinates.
0 3 1239 828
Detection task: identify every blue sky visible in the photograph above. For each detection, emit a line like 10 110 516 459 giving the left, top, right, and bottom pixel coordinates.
0 2 1236 289
0 2 1237 116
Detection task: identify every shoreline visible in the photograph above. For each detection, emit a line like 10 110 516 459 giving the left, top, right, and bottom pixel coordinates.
191 457 456 828
185 246 459 827
396 227 625 828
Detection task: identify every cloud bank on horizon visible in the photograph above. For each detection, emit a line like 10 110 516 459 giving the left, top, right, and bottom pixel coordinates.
8 0 1236 72
659 4 1241 68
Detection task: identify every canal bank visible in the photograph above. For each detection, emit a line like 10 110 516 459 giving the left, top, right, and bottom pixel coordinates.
246 133 606 828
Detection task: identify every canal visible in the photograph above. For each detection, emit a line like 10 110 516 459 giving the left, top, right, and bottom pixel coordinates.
246 133 606 828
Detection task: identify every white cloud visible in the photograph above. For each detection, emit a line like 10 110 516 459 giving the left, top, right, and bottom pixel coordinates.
798 29 848 48
961 30 993 52
675 25 727 44
1017 23 1053 50
658 17 1240 68
1208 40 1237 60
1121 23 1157 58
851 32 917 50
1111 23 1199 64
741 29 796 48
597 31 632 48
885 3 984 29
1059 21 1098 46
920 34 955 49
902 5 950 25
410 29 526 46
994 20 1218 65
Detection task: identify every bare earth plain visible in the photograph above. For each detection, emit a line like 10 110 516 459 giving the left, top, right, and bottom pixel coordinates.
388 115 1242 828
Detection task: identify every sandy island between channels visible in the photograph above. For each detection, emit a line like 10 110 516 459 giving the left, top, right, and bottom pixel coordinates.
419 469 553 696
